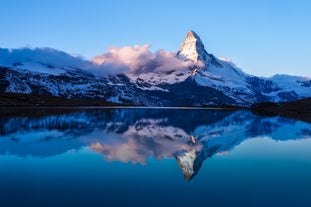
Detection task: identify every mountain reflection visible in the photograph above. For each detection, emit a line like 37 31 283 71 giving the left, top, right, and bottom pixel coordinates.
0 108 310 181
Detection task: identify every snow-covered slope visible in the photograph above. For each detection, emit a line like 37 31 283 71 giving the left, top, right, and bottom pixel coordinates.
0 31 310 106
127 31 311 106
269 74 311 100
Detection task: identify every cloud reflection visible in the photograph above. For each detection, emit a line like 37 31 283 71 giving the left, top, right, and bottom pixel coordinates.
88 119 203 165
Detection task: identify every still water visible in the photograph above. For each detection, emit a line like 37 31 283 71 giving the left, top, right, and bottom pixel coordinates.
0 108 311 207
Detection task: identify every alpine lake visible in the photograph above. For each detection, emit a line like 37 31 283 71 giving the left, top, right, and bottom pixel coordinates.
0 107 311 207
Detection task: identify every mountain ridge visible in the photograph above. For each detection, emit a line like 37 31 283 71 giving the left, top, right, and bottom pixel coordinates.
0 30 310 107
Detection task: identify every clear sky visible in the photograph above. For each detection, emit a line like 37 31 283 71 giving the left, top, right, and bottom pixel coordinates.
1 0 311 77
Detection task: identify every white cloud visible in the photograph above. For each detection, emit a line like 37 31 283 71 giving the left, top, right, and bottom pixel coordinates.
0 47 91 69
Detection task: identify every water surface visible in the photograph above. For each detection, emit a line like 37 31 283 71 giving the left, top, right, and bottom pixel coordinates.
0 108 311 207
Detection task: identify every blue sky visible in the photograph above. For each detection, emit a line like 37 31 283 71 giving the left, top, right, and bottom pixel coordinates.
1 0 311 77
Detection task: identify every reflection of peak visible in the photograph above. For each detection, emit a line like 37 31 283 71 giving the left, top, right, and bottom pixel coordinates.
175 149 196 181
175 142 222 181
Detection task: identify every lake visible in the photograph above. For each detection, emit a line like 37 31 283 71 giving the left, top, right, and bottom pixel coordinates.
0 108 311 207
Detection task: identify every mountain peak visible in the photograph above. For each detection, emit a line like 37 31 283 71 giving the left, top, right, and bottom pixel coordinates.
177 30 208 63
186 30 201 40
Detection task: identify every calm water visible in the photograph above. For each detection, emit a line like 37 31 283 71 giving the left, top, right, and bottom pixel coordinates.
0 108 311 207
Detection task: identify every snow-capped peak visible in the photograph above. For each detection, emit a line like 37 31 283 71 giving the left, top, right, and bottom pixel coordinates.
177 30 209 63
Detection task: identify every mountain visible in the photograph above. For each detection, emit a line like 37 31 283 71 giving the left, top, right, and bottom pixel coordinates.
0 31 310 106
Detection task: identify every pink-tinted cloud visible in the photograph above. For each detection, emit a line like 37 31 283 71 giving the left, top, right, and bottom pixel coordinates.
91 45 191 75
0 45 192 76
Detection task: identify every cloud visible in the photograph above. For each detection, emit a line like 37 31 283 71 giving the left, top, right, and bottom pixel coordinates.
91 45 191 75
218 57 237 67
0 45 191 76
0 47 91 69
